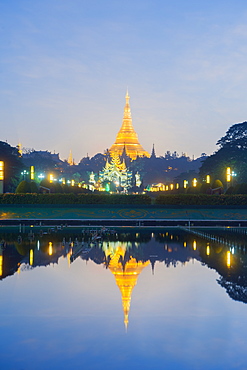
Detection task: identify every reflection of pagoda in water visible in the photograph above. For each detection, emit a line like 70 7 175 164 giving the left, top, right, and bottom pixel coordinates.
2 228 247 315
104 244 149 329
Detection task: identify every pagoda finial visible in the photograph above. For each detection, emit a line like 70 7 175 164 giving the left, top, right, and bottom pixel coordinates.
125 89 130 106
151 144 156 159
68 150 74 166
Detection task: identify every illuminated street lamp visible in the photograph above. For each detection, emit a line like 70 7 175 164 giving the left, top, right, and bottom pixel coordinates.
21 169 28 180
183 180 188 189
226 167 231 183
0 161 4 193
30 166 35 180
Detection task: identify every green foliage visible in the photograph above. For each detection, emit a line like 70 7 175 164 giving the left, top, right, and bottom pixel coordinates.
15 181 31 193
30 181 39 193
155 194 247 206
212 179 223 189
199 183 211 194
186 183 202 194
0 193 152 205
200 122 247 185
217 121 247 149
226 183 247 195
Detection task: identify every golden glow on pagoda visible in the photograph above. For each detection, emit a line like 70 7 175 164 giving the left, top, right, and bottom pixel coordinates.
68 150 74 166
17 143 22 156
104 244 149 329
109 92 150 160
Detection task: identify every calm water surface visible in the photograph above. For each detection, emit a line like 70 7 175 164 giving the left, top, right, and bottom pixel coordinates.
0 227 247 370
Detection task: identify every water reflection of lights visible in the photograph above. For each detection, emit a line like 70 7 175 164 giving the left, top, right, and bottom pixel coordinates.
206 243 210 256
30 249 33 266
48 242 53 256
193 240 197 250
226 251 231 267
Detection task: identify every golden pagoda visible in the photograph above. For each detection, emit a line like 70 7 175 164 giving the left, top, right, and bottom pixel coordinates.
104 244 149 329
68 150 74 166
109 92 150 160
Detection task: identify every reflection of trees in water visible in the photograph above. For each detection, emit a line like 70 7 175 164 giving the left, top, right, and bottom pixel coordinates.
218 277 247 304
2 228 247 305
188 228 247 304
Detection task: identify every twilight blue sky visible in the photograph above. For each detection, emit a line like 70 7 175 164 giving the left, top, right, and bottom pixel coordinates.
1 0 247 162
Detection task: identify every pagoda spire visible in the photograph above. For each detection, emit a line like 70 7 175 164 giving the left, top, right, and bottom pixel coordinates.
109 92 150 160
150 144 156 159
68 150 74 166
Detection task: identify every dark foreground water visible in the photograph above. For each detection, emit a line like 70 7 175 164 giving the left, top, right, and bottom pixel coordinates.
1 226 247 370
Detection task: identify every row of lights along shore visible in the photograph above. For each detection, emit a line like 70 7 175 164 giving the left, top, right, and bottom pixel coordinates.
150 167 236 192
0 162 238 193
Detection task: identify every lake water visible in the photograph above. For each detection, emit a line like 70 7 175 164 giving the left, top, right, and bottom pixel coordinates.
1 226 247 370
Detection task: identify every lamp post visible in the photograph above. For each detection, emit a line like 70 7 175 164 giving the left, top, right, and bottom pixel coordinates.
30 166 35 180
0 161 4 193
226 167 231 187
21 170 28 181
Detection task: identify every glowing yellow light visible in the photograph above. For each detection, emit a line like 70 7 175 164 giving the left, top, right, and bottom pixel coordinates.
226 251 231 267
109 92 150 160
165 185 169 191
71 179 75 186
49 174 53 183
62 178 65 185
170 184 174 190
48 242 53 256
176 183 179 189
226 167 231 182
0 161 4 180
30 166 35 180
0 255 2 276
183 180 187 189
193 240 197 250
206 175 210 184
30 249 33 266
206 243 210 256
192 178 197 187
183 242 187 248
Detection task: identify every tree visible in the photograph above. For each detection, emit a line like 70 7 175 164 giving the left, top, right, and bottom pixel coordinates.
16 180 31 193
217 121 247 149
200 122 247 186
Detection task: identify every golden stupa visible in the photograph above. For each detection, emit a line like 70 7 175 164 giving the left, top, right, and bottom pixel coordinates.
104 244 149 329
109 92 150 160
